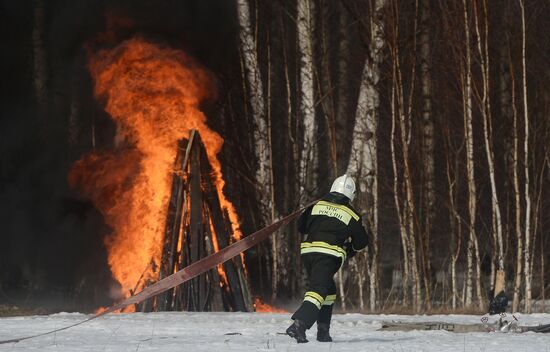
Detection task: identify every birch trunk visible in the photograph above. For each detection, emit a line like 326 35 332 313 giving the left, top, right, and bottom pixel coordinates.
346 0 387 312
474 0 504 297
462 0 479 309
236 0 277 296
531 172 545 312
266 29 278 302
281 7 302 298
297 0 317 202
396 3 421 311
237 0 270 209
397 86 421 311
519 0 532 313
451 259 457 309
390 0 420 310
449 174 459 311
352 258 365 310
314 2 338 179
237 0 265 122
510 56 523 313
474 233 483 310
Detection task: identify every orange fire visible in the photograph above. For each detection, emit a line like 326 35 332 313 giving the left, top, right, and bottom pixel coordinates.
69 37 242 300
253 298 287 313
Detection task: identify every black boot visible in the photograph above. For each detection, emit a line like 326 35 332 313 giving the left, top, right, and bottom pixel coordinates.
316 323 332 342
286 319 308 343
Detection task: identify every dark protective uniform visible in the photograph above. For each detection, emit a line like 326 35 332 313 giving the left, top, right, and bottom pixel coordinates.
291 192 370 329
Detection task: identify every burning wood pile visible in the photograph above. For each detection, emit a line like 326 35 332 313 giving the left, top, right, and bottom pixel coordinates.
68 38 256 313
142 130 253 312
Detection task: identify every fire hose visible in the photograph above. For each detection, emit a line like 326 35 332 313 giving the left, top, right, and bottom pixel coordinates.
0 201 315 345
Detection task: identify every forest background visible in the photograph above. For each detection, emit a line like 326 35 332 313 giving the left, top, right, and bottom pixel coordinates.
0 0 549 314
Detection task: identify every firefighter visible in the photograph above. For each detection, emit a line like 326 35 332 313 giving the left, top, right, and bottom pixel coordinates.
286 174 370 343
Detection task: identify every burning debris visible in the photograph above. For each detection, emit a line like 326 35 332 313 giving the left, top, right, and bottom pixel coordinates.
154 130 253 312
69 37 249 312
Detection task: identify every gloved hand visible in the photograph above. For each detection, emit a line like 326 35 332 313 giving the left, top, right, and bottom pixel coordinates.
343 242 357 259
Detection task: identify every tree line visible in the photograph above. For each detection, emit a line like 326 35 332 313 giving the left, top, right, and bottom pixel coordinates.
9 0 548 313
233 0 550 313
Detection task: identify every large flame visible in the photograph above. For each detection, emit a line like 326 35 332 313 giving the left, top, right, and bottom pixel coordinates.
69 37 241 299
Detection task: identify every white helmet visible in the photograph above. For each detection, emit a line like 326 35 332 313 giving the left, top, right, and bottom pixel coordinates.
330 174 356 201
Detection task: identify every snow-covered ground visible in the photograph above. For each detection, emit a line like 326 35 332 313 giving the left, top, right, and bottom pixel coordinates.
1 312 550 351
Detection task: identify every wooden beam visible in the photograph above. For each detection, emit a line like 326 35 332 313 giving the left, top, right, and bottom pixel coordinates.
203 204 225 311
197 137 249 312
189 136 208 311
158 131 196 310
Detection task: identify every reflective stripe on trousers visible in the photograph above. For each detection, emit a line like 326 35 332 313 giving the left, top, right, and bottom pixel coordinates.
303 291 337 309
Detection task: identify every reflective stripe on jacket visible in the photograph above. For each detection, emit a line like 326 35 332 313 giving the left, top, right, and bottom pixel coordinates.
300 241 347 260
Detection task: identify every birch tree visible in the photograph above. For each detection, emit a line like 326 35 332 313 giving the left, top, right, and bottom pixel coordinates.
389 0 421 310
439 0 466 311
297 0 317 202
399 1 421 311
236 0 271 214
236 0 278 297
461 0 482 309
498 4 513 296
317 1 339 176
518 0 533 313
335 4 353 311
346 0 388 312
473 0 504 291
395 58 422 311
237 0 273 214
510 55 523 312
